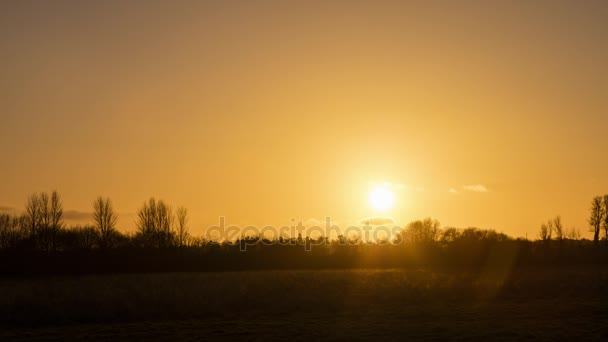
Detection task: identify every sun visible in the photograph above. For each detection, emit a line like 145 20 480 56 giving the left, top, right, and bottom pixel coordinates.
369 186 395 211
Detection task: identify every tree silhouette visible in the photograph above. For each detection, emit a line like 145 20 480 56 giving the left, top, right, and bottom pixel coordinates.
0 213 27 249
49 191 63 252
93 197 118 249
539 219 561 241
440 227 460 245
539 221 552 241
400 218 440 244
25 191 64 252
567 226 581 240
553 216 563 241
25 193 41 238
589 196 604 244
61 224 99 250
136 198 175 248
175 206 189 247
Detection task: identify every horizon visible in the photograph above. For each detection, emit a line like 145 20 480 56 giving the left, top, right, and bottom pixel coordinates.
0 195 595 241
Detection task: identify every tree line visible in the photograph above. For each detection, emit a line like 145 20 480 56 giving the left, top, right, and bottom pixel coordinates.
1 191 605 253
0 191 195 251
538 215 581 241
589 195 608 244
2 191 608 276
534 195 608 242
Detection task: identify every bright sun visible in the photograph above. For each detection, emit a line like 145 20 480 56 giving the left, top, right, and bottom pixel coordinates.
369 186 395 211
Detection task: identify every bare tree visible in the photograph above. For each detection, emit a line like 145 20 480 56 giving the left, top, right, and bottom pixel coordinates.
39 192 50 233
175 206 190 247
44 191 63 252
156 201 173 246
25 193 41 237
136 198 175 248
589 196 604 244
553 215 564 241
539 222 551 241
93 196 118 249
50 190 63 232
401 218 441 244
0 214 29 250
440 227 460 245
41 191 64 252
25 191 63 252
567 226 581 240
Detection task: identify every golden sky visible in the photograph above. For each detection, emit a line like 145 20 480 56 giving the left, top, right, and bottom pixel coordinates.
1 1 607 238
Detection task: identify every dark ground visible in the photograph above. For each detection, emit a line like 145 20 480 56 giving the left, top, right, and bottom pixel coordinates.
2 268 608 340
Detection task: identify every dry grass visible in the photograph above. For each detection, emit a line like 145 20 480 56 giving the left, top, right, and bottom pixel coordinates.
1 268 607 340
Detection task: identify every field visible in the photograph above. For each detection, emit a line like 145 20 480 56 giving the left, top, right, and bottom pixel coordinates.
2 268 608 340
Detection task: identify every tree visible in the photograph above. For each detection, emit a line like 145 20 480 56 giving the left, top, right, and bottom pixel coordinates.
539 222 551 241
175 206 189 247
440 227 460 245
553 216 564 241
25 191 64 252
401 218 441 244
50 191 62 227
589 196 604 244
50 191 63 235
60 224 99 250
567 226 581 240
136 197 175 248
93 196 118 249
44 191 63 252
39 192 50 234
4 214 28 249
539 218 554 241
25 193 41 237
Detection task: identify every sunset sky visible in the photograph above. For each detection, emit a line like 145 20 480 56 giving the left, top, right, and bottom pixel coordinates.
1 1 607 238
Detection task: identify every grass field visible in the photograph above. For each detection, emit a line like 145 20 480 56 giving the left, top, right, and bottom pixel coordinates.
2 268 608 340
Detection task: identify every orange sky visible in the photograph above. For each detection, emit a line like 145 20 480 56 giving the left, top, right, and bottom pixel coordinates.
1 1 607 238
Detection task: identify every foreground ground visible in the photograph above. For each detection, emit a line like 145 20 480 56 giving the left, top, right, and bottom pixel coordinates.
2 268 608 340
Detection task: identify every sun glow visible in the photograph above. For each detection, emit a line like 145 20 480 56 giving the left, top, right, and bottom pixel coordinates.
369 186 395 211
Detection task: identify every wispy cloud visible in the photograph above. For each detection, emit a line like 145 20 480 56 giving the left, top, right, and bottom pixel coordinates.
63 210 93 222
462 184 489 193
0 205 16 213
448 188 459 194
360 216 395 226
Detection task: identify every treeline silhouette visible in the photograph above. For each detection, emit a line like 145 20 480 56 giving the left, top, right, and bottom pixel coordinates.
2 191 608 276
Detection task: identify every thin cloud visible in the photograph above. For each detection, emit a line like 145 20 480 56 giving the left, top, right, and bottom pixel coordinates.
63 210 93 222
448 188 459 194
360 216 395 226
0 205 15 213
462 184 489 192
